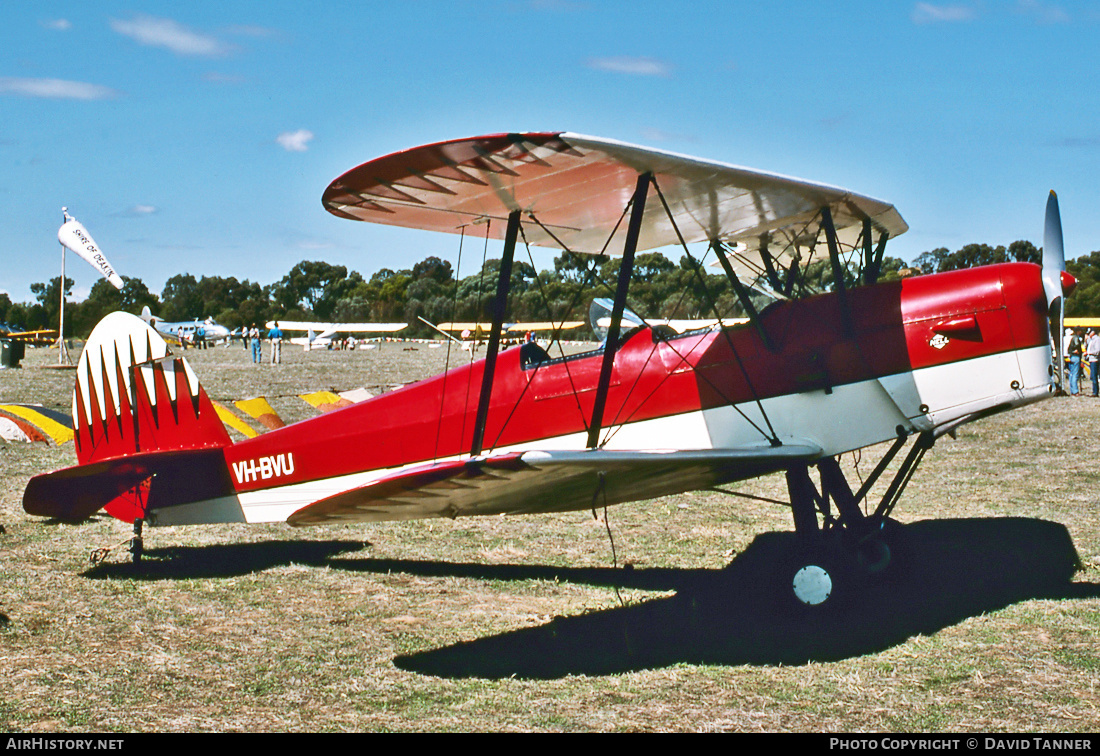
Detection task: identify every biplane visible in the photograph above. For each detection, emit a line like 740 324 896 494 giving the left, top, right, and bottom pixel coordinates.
23 132 1073 607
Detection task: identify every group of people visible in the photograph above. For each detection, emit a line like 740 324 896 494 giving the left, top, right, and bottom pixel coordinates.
245 322 283 364
178 325 209 350
1064 327 1100 396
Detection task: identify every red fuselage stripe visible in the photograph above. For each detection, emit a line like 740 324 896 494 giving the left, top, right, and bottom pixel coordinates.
224 263 1049 492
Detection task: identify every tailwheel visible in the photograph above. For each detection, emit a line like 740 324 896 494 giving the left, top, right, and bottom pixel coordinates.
130 518 144 564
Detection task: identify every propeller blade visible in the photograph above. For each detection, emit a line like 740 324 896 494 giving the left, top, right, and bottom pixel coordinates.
1043 191 1066 305
1044 191 1067 390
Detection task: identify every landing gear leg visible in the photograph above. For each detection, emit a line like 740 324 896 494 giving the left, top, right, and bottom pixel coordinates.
130 518 143 564
784 432 933 607
786 465 841 607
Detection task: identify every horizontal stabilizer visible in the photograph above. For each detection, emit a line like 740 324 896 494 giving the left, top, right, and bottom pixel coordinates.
23 447 232 521
287 445 822 526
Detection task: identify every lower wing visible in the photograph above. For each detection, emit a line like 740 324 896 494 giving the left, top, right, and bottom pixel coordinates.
287 444 822 525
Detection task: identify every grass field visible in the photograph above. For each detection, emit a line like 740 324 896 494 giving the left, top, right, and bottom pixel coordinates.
1 340 1098 732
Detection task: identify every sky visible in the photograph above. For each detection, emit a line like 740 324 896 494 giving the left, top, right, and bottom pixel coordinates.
2 1 1099 305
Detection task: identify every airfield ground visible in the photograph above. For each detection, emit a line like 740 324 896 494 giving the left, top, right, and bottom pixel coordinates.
1 341 1098 732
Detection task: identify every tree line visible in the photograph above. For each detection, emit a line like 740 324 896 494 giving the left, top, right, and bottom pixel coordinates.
3 241 1098 339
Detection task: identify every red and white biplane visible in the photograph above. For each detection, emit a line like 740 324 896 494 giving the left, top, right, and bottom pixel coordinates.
24 132 1074 606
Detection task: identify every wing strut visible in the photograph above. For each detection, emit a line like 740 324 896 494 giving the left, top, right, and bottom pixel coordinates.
860 218 890 286
821 206 854 336
713 242 773 351
470 209 521 457
587 172 652 449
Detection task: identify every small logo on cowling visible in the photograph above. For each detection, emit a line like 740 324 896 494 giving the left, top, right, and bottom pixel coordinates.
929 334 949 350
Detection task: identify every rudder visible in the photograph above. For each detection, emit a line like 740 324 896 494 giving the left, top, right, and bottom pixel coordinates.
70 312 232 521
74 311 231 464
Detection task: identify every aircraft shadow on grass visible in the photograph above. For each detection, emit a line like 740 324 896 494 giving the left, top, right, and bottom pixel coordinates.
76 517 1098 678
82 539 369 580
328 517 1099 679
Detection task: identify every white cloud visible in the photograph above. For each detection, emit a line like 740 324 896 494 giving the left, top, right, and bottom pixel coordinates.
587 56 672 77
42 19 72 31
911 3 977 23
112 204 159 217
0 77 119 100
110 14 233 57
1016 0 1070 24
277 129 314 152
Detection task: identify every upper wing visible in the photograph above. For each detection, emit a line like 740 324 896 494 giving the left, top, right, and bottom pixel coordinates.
266 320 407 334
322 132 907 279
286 444 822 525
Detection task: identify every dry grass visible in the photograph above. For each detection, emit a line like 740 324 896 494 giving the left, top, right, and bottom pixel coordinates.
1 342 1098 732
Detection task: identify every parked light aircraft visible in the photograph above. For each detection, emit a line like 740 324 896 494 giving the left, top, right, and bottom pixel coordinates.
24 132 1074 607
264 320 407 350
432 319 585 352
588 297 736 341
140 307 230 346
435 321 586 335
0 325 58 347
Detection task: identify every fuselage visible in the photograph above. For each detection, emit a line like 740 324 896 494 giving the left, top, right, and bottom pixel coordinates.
150 262 1053 526
155 319 231 343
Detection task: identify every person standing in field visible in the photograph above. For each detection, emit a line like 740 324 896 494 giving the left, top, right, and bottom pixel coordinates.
249 324 262 364
269 321 283 364
1086 329 1100 397
1067 328 1083 396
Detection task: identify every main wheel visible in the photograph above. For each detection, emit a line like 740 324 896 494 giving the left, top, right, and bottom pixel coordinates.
792 564 833 606
855 536 891 574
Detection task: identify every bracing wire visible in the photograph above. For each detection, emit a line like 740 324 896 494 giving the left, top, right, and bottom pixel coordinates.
590 471 625 607
434 224 467 462
458 220 492 449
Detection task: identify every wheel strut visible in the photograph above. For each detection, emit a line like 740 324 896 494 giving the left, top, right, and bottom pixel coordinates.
783 432 934 606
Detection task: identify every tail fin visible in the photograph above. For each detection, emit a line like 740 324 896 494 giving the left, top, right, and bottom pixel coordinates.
24 312 233 523
73 311 231 464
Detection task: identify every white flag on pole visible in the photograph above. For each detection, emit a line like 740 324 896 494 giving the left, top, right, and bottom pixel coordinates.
58 210 124 290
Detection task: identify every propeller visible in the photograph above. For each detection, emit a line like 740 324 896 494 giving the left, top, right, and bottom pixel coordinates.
1043 191 1076 390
